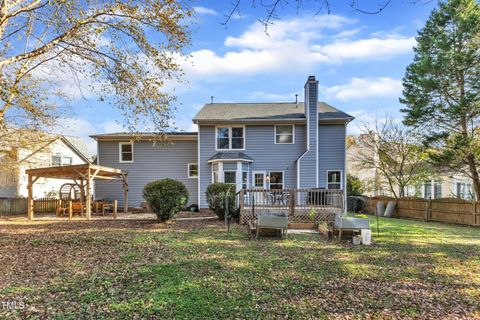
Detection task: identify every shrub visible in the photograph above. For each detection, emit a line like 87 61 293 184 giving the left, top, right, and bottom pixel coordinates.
143 178 189 221
347 196 366 213
206 183 236 219
347 174 364 196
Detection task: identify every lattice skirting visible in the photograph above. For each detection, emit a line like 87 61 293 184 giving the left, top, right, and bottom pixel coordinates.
240 208 341 225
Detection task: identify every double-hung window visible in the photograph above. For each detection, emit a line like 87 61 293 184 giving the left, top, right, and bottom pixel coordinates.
216 126 244 150
327 171 342 189
275 125 294 144
188 163 198 178
434 180 442 199
119 142 134 163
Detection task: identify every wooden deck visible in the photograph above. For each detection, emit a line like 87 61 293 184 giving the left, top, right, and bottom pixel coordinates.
239 188 344 225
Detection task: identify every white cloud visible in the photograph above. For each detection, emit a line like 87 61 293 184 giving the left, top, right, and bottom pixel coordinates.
312 37 415 62
180 15 415 78
323 77 402 101
193 6 219 16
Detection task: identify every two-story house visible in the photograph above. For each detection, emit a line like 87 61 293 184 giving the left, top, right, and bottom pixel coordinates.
92 76 354 209
0 134 92 198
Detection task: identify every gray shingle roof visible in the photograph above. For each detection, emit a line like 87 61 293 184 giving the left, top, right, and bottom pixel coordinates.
207 152 254 163
193 102 354 122
90 131 198 138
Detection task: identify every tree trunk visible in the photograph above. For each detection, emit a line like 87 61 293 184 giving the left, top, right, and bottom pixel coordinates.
466 153 480 200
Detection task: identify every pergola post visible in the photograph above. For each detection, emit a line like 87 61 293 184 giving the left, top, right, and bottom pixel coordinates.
27 175 34 220
123 174 128 214
86 167 92 220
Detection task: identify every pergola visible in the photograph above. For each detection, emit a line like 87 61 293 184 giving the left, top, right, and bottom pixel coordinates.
25 164 128 220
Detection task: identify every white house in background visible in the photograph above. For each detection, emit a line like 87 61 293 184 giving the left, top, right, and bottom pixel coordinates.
347 134 474 199
0 135 92 198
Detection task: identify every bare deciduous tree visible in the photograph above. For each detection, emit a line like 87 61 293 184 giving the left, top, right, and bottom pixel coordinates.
353 117 431 199
0 0 192 140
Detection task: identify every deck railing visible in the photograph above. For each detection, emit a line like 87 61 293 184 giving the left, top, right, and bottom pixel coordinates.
239 188 344 225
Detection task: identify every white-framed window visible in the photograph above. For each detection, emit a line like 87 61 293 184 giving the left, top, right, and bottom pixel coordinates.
269 171 284 190
424 181 432 199
434 180 442 199
216 126 245 150
212 171 219 183
51 155 72 166
119 142 134 163
224 171 236 184
242 172 248 189
51 155 61 166
327 170 342 190
456 182 472 199
274 125 294 144
188 163 198 178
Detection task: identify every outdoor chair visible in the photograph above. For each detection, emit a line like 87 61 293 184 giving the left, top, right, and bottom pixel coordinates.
69 202 86 219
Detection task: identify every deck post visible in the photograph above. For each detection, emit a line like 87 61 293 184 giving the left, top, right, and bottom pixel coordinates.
289 189 295 216
114 200 118 218
86 167 91 220
123 174 128 214
27 175 33 220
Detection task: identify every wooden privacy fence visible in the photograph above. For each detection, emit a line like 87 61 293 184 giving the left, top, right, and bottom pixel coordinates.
0 198 71 216
0 198 28 216
239 188 344 225
365 196 480 227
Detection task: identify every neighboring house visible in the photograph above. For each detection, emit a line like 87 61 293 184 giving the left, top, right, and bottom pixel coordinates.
0 135 92 198
92 76 354 209
347 134 474 199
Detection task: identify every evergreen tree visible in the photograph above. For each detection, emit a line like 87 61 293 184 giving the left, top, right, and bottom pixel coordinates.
401 0 480 199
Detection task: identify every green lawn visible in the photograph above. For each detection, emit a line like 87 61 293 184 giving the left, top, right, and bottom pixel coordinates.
0 217 479 319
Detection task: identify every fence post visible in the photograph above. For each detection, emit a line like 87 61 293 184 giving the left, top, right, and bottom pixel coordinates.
472 201 476 226
114 200 118 219
289 189 295 216
426 199 431 221
68 201 73 220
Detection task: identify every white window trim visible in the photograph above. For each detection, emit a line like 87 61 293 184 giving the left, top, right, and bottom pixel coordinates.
51 155 62 166
223 170 237 184
252 171 266 189
119 142 134 163
274 125 295 144
327 170 343 190
188 163 198 178
242 171 249 190
215 125 246 151
268 170 285 189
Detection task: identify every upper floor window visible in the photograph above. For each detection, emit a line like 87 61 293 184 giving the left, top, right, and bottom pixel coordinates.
275 125 294 144
327 171 342 189
216 126 244 150
119 142 134 163
188 163 198 178
51 155 72 166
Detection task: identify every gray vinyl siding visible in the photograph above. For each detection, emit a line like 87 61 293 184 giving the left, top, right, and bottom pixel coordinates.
318 124 346 189
96 140 198 208
298 80 318 188
198 125 306 208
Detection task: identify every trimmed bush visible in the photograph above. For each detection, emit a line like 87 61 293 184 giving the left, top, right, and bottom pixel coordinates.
206 183 236 219
143 178 189 221
347 196 366 213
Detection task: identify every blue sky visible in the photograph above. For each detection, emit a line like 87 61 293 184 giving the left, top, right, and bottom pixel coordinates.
59 1 438 152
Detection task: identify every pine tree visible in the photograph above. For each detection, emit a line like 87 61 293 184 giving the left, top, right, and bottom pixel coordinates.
401 0 480 199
